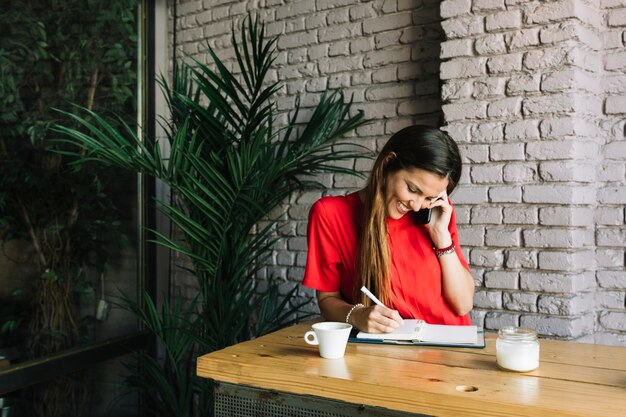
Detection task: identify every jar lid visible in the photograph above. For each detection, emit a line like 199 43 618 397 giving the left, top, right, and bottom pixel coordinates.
498 326 537 341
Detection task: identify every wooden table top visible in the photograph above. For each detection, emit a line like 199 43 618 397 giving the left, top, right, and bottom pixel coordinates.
196 320 626 417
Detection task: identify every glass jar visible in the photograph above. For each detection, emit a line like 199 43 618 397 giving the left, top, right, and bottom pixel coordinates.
496 327 540 372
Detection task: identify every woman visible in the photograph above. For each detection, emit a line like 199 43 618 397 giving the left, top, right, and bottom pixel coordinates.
303 125 475 333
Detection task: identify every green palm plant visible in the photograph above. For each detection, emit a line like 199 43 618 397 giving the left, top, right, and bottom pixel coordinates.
53 14 368 416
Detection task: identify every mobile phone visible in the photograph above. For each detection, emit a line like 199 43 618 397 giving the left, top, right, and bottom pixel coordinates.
412 208 432 225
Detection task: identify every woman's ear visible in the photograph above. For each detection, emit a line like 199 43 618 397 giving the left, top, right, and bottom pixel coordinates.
383 152 397 165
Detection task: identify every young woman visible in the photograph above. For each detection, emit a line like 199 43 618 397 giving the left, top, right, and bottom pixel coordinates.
303 125 475 333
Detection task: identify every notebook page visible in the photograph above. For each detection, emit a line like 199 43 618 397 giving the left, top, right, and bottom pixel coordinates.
418 323 478 344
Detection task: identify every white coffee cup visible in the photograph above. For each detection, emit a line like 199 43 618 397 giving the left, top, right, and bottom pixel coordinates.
304 322 352 359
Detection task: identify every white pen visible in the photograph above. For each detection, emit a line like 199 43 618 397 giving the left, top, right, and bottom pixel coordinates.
360 286 387 308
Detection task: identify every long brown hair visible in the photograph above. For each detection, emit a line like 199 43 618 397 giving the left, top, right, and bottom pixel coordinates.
354 126 462 307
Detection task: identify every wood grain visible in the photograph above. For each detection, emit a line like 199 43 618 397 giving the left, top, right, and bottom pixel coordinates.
197 321 626 417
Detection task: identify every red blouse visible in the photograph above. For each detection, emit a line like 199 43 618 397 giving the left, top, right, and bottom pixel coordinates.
303 192 471 325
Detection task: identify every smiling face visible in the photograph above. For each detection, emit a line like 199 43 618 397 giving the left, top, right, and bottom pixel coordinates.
384 166 449 220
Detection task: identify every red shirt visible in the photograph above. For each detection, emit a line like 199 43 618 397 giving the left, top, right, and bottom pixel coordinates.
303 192 471 325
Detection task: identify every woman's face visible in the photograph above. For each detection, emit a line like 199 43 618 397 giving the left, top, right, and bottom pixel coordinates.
384 166 449 220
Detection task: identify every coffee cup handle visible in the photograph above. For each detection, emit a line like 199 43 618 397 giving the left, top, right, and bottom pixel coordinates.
304 330 318 345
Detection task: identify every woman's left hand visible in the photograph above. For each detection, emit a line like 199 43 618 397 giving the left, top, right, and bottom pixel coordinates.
425 192 453 248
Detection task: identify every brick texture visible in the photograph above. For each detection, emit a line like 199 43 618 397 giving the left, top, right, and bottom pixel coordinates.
441 0 626 345
169 0 626 346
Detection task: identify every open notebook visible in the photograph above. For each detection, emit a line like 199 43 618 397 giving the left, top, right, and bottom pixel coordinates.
351 319 485 348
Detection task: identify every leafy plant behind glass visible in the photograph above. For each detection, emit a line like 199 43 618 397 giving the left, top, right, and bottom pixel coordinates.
54 15 369 416
0 2 137 416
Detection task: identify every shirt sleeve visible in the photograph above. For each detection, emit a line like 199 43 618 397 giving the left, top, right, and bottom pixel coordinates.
302 199 342 292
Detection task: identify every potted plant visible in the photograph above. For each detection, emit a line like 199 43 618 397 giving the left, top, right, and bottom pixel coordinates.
54 14 369 417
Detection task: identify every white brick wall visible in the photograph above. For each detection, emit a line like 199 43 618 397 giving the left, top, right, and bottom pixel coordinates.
441 0 626 345
170 0 626 345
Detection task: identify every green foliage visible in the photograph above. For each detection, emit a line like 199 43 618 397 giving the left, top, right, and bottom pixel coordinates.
55 14 368 416
0 0 137 358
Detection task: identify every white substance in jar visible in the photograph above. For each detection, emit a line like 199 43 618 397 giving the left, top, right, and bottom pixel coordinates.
496 327 540 372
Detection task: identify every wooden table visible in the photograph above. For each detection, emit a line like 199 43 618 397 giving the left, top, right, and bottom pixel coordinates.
196 320 626 417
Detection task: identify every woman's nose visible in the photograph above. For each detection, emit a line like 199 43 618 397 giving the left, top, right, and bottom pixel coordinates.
410 198 427 211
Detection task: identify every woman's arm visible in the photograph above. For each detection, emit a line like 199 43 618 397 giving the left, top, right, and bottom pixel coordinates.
427 197 475 316
316 290 403 333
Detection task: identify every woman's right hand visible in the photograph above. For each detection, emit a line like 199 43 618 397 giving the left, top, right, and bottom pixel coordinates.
350 305 404 333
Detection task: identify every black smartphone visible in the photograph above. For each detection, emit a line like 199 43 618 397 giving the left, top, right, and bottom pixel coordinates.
412 208 432 225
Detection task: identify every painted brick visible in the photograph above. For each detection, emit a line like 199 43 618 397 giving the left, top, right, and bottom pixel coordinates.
459 144 489 163
542 69 598 94
598 161 626 182
595 207 625 225
363 46 411 68
485 10 522 31
597 227 626 246
597 270 626 289
470 206 503 224
441 0 472 18
503 292 538 312
375 31 402 49
524 46 571 70
489 143 525 160
471 164 504 183
471 122 505 141
474 290 503 309
599 311 626 331
539 207 593 226
487 97 522 118
365 84 414 101
604 74 626 93
485 312 520 330
606 95 626 113
527 0 576 24
608 8 626 26
520 271 594 292
470 248 505 267
598 186 626 204
362 12 412 34
541 23 602 50
505 249 538 269
595 290 625 309
539 161 596 182
526 140 599 161
504 28 540 50
487 54 523 73
485 227 521 247
440 57 487 79
507 73 542 95
398 98 441 116
606 51 626 71
371 67 395 83
504 120 540 140
485 270 519 289
457 225 486 246
523 228 594 248
349 4 376 21
520 313 594 338
538 250 596 271
440 39 473 58
604 141 626 159
442 101 488 121
474 77 507 98
596 249 625 268
319 23 361 42
442 80 473 100
444 124 471 143
276 2 317 19
489 186 522 202
503 163 538 182
475 34 507 55
523 184 595 204
452 185 489 203
441 16 485 39
503 207 538 224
